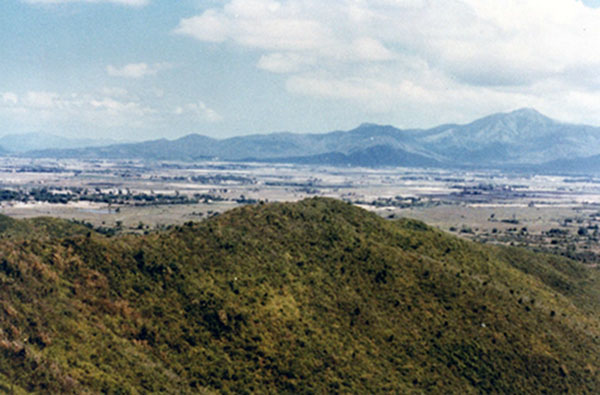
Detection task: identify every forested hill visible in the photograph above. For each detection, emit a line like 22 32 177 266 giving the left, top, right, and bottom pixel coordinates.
0 198 599 393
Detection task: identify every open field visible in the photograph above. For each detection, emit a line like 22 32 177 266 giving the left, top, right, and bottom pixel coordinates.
1 157 600 264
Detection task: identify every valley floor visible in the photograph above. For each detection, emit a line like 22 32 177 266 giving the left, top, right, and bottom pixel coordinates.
1 158 600 264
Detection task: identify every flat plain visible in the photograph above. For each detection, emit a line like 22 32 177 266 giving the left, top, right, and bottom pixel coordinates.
1 157 600 264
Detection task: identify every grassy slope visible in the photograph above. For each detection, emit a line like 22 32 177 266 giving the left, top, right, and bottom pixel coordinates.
0 198 598 393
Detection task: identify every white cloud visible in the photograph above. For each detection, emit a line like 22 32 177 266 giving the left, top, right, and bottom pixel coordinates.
106 63 170 79
175 0 337 52
89 97 149 116
101 87 129 98
174 10 231 43
22 0 148 6
257 53 315 73
174 102 222 122
175 0 600 85
175 0 600 125
352 38 394 62
23 91 63 109
0 89 223 138
0 90 156 131
287 75 433 105
1 92 18 105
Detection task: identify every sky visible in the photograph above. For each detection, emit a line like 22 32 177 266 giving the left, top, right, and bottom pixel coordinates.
2 0 600 141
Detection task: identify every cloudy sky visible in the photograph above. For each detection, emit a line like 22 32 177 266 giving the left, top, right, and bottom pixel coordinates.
2 0 600 140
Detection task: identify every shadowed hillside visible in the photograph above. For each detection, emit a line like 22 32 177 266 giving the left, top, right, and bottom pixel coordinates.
0 198 598 393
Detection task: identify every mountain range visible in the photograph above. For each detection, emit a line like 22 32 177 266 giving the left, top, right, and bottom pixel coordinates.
0 132 122 153
9 108 600 171
0 198 598 392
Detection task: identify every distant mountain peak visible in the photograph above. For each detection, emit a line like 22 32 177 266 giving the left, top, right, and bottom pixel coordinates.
15 108 600 169
505 107 554 122
357 122 382 128
509 107 543 117
468 107 555 131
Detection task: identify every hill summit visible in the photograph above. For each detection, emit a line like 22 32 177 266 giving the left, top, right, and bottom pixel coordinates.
0 198 598 393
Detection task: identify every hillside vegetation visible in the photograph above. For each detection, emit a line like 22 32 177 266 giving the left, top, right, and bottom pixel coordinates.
0 198 598 393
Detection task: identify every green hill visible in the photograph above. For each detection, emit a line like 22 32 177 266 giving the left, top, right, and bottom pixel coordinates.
0 214 91 240
0 198 598 393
